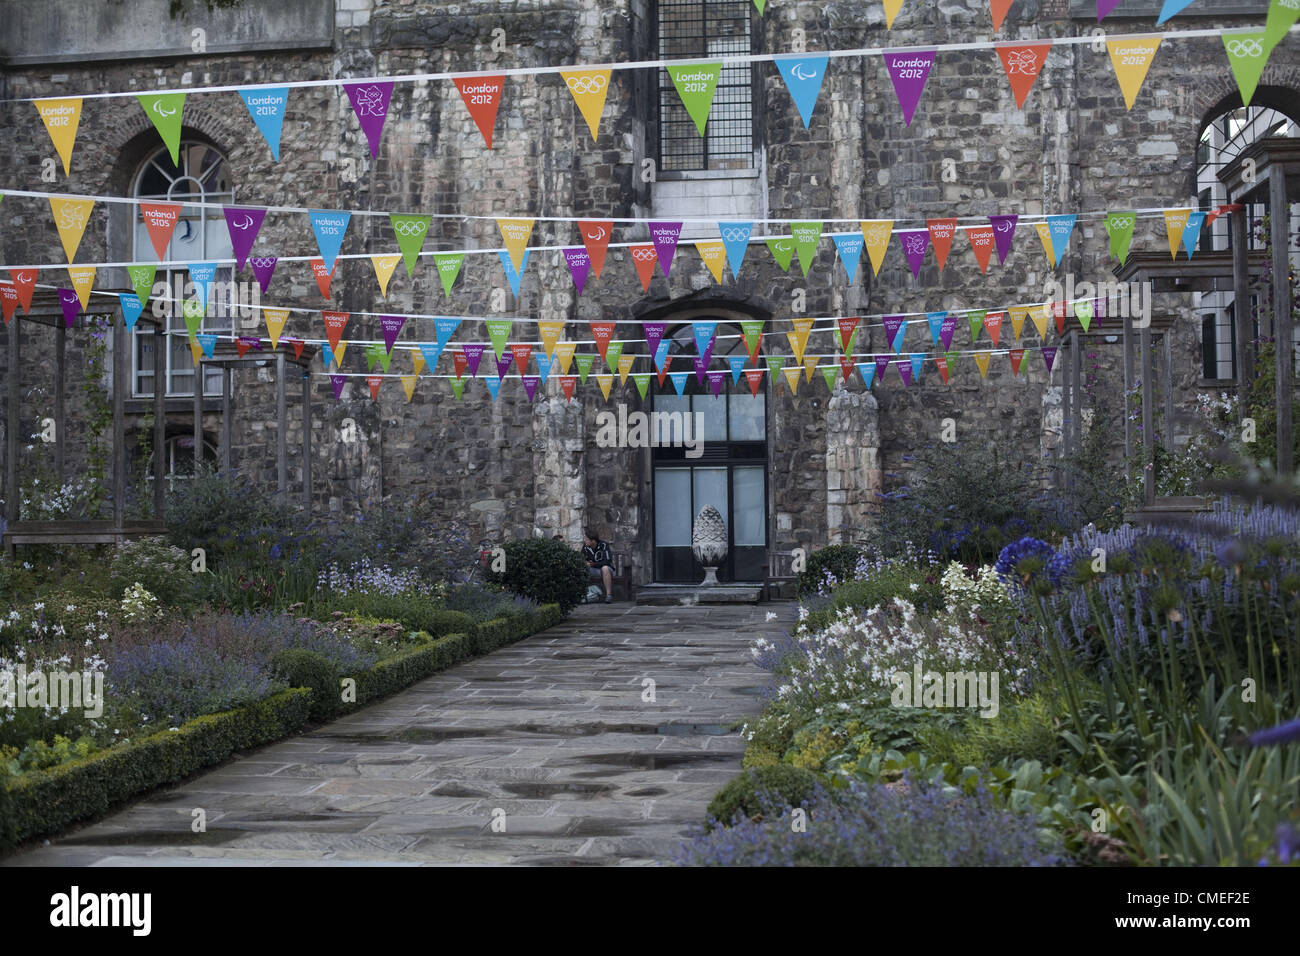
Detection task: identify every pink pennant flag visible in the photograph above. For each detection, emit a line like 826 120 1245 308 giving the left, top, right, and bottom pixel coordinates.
563 247 591 294
649 222 682 278
223 207 266 273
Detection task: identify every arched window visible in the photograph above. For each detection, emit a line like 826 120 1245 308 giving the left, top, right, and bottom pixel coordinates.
1195 105 1298 381
131 140 236 398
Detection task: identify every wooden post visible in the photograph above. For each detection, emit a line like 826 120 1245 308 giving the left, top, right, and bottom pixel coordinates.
301 368 312 514
1071 331 1083 462
221 366 232 472
1122 311 1134 483
153 327 166 517
1231 208 1255 413
5 314 19 533
276 352 288 494
1270 167 1294 476
112 313 126 533
1141 327 1155 506
54 324 66 483
193 353 203 474
1162 333 1175 454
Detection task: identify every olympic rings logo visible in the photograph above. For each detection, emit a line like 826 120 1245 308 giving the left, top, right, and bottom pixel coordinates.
721 227 749 241
1226 38 1264 58
393 220 429 237
632 248 657 261
1107 215 1135 230
250 257 276 269
566 74 608 94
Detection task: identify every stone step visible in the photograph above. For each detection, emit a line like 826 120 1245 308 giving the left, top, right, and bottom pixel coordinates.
634 585 763 606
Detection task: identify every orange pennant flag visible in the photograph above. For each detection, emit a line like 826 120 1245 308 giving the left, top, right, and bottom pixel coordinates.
311 259 334 299
1009 348 1026 376
967 224 995 274
927 218 958 272
455 75 505 148
996 43 1051 109
590 321 615 362
579 221 613 278
630 244 658 292
139 202 181 261
984 311 1004 348
323 311 349 351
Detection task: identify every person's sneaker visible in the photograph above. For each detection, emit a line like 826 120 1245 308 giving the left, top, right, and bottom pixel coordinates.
604 595 613 604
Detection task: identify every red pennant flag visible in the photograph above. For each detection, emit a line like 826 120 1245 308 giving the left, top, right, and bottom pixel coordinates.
936 354 951 384
967 225 995 274
0 284 17 324
996 43 1051 109
990 0 1013 32
927 218 958 272
839 353 855 382
984 310 1005 348
311 258 335 299
836 316 860 353
1054 300 1066 336
556 374 576 401
139 201 182 260
454 75 505 149
9 270 36 314
630 244 658 292
1205 203 1243 227
367 375 383 401
286 337 306 361
323 311 349 351
744 368 764 396
235 337 253 357
657 354 673 387
590 321 615 362
1009 348 1026 376
509 343 533 374
579 221 613 279
452 349 469 379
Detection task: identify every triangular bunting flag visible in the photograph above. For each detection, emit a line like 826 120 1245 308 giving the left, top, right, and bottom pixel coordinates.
223 206 265 272
49 196 94 263
667 63 721 136
884 50 936 126
310 259 335 299
862 220 893 276
579 221 613 278
137 92 186 165
898 229 929 279
371 255 401 297
499 249 531 297
696 241 727 283
791 221 823 276
455 75 505 148
1163 208 1191 259
239 87 289 161
497 218 534 273
264 308 288 350
309 209 350 273
1106 36 1162 110
832 233 864 284
564 247 592 294
1223 31 1273 107
975 352 992 379
631 244 658 291
967 224 995 274
390 214 431 276
1105 211 1137 266
344 81 395 158
35 99 82 175
774 55 829 128
140 201 182 261
765 237 796 272
596 373 615 401
989 214 1018 265
561 69 612 140
434 253 464 299
927 218 957 272
650 222 683 277
996 43 1051 109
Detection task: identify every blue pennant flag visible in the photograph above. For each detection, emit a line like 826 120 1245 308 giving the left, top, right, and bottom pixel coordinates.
434 316 461 346
891 320 908 354
926 311 946 348
195 333 218 359
1046 214 1077 266
186 262 218 311
727 354 746 385
1182 210 1207 259
418 343 444 371
483 376 501 401
1156 0 1197 25
239 87 289 161
309 209 351 273
119 292 144 330
669 371 689 395
832 233 864 285
535 352 553 386
321 341 336 368
692 321 717 357
857 362 876 389
499 249 530 297
910 353 925 382
654 340 670 372
774 54 829 129
719 221 753 279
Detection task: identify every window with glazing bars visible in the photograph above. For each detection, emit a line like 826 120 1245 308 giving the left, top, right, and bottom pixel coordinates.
657 0 754 171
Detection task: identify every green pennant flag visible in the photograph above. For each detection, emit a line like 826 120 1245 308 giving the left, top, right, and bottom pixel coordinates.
366 342 383 372
632 372 651 399
741 319 764 357
1075 299 1093 332
127 264 157 310
668 63 721 137
390 214 431 277
1223 31 1274 107
450 376 466 401
137 92 186 166
183 298 205 339
575 352 595 384
791 221 823 277
434 253 464 299
765 237 795 272
968 310 986 345
378 347 392 373
945 350 961 374
820 364 838 392
485 319 513 360
1264 0 1300 49
844 326 859 357
1105 211 1137 266
753 0 767 12
767 354 787 376
605 340 625 374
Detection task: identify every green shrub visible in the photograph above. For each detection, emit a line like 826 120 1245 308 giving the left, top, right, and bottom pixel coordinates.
917 693 1062 768
491 537 588 613
706 765 823 830
269 649 341 722
108 536 199 609
321 591 474 638
796 544 863 596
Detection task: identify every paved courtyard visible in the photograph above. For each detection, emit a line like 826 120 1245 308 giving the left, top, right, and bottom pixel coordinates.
3 602 794 867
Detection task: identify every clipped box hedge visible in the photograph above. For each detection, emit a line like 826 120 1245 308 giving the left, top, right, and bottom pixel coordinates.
0 603 563 854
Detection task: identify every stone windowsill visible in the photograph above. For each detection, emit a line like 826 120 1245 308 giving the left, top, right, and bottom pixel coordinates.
658 168 760 182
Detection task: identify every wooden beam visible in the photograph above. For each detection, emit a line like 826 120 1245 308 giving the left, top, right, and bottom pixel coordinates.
153 328 165 519
221 366 232 472
1231 208 1255 413
1141 327 1155 506
6 315 20 536
54 324 65 482
1270 167 1295 476
112 313 125 532
302 369 312 514
276 352 288 493
1163 333 1175 454
1122 310 1134 483
1071 331 1083 466
193 356 203 474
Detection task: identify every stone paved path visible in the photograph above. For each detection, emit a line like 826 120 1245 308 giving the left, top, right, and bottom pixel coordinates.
4 602 793 866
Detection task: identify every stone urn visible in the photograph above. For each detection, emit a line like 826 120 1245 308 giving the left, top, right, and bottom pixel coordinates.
691 505 728 587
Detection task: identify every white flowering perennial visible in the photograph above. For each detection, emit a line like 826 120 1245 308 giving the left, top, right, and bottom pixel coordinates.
938 562 1014 615
120 583 162 623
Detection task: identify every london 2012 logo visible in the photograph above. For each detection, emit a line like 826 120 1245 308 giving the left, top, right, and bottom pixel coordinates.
351 85 388 116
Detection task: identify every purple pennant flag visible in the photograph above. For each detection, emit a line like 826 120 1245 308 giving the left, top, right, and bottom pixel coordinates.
940 313 958 351
330 374 347 400
380 314 406 353
250 256 278 295
884 51 936 127
344 81 395 159
989 215 1018 266
58 289 79 327
1041 346 1058 372
898 230 929 279
707 370 727 397
496 352 513 380
882 315 906 352
462 343 486 378
644 321 666 357
896 358 912 387
693 354 709 385
649 222 682 278
521 374 540 402
563 247 591 295
223 207 266 273
237 335 262 352
1097 0 1122 20
875 355 891 383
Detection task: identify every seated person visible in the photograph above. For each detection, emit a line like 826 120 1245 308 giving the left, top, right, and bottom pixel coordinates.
582 528 615 604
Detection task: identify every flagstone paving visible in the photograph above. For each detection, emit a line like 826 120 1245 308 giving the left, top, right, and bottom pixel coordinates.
3 602 794 867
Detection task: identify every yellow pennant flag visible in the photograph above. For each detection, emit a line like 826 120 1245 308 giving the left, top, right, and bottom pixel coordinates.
883 0 906 29
49 196 95 263
264 308 289 350
788 317 815 364
1034 222 1056 268
554 340 576 375
1163 208 1191 259
782 366 801 395
189 337 204 367
411 349 426 376
332 341 349 369
617 352 635 385
560 69 612 141
35 98 82 176
695 240 727 283
67 266 95 310
400 374 418 402
975 351 992 379
538 320 565 358
596 372 614 401
1008 305 1029 342
1030 303 1049 339
804 353 818 382
861 220 893 276
371 255 401 298
497 218 534 272
1107 36 1162 110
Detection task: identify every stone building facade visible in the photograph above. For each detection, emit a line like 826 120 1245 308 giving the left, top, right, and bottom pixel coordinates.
0 0 1296 585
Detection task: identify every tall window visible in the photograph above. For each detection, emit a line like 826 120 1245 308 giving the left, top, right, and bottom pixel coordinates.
657 0 755 171
131 140 235 398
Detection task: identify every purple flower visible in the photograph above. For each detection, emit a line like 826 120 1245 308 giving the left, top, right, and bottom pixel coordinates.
1248 717 1300 748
